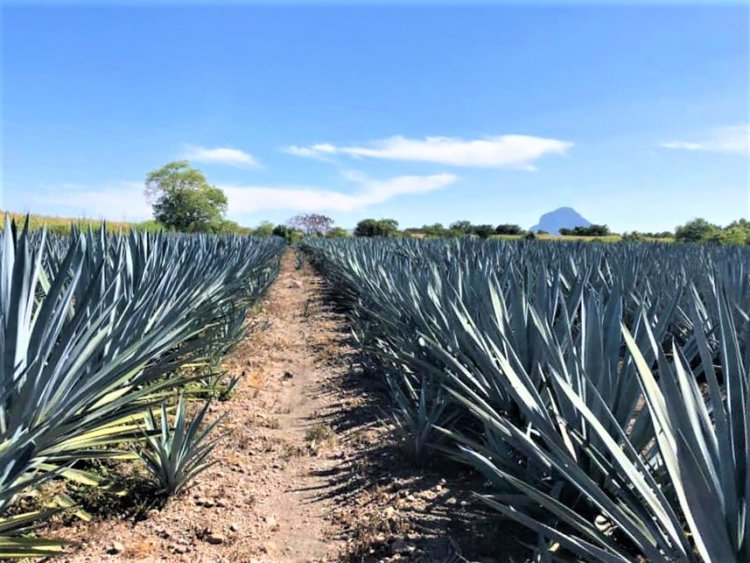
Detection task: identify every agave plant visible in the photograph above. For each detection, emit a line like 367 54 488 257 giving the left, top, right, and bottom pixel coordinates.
136 396 223 496
454 290 748 562
0 216 284 554
302 235 750 561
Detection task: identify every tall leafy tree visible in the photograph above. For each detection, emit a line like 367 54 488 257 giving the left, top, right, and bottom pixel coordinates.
675 218 720 243
145 161 228 232
354 218 399 237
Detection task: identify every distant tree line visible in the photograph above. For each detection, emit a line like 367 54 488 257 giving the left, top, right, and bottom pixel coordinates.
559 225 611 237
140 162 749 246
404 221 527 239
621 231 674 241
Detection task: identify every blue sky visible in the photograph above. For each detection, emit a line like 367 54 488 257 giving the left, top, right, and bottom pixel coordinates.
2 3 748 232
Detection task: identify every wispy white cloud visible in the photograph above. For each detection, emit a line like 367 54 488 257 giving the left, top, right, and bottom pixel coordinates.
283 143 337 159
660 124 749 155
20 181 151 222
183 145 260 168
223 172 458 214
284 134 572 169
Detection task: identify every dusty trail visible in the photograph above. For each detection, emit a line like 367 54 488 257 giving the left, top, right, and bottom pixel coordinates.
58 250 353 562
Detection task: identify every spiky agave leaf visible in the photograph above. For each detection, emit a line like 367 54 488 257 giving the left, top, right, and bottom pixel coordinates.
136 396 223 496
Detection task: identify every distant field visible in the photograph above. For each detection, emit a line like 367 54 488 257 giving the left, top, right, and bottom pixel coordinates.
2 211 134 234
492 233 675 243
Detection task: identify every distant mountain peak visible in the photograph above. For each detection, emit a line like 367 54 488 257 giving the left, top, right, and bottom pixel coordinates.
530 207 591 235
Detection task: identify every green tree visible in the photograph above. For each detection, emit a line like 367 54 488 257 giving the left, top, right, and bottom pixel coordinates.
420 223 447 238
675 218 720 243
252 221 275 237
449 220 473 235
495 224 524 235
326 226 350 238
145 161 227 232
272 224 304 244
354 218 399 237
354 219 379 237
724 219 750 244
214 220 251 235
472 224 495 239
560 225 611 237
708 225 749 245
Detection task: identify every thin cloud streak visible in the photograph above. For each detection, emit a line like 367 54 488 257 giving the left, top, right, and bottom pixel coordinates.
661 124 749 155
183 145 260 168
223 172 458 214
285 134 573 169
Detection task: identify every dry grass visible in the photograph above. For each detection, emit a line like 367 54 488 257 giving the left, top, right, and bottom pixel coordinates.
2 210 134 234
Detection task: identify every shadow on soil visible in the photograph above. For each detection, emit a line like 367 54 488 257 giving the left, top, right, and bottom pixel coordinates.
295 284 531 563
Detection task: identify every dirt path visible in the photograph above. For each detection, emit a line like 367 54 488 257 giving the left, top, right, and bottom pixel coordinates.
56 250 352 562
53 249 507 563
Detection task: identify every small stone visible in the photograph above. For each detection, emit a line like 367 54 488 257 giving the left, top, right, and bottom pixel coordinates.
205 532 226 545
196 496 214 507
265 515 279 530
107 541 125 554
283 370 295 379
229 523 239 532
391 539 417 554
171 544 189 554
384 506 397 519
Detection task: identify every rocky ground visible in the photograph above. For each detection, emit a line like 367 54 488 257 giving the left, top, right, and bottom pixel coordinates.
44 250 522 562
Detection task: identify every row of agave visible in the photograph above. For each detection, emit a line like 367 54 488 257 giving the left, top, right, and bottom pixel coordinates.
0 217 285 557
302 237 750 562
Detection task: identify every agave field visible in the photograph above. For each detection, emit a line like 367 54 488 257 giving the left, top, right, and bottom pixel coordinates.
0 218 284 557
302 237 750 562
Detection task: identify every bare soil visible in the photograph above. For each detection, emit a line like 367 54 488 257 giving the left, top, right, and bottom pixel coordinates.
48 250 520 562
